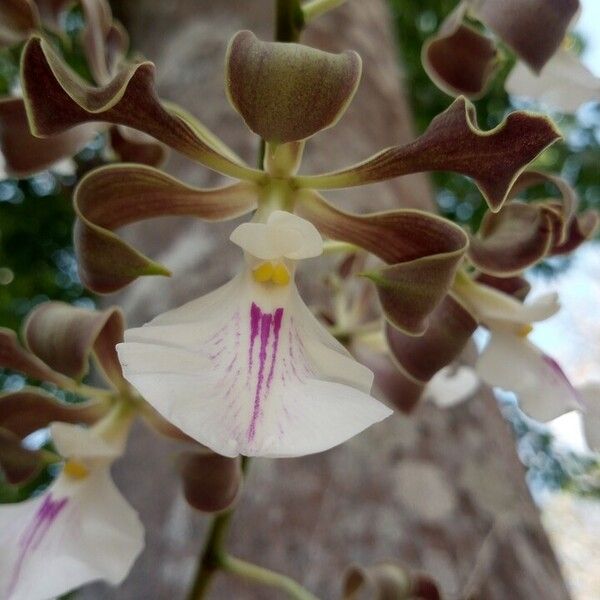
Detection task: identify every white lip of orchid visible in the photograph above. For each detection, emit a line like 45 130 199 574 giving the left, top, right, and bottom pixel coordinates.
117 211 391 458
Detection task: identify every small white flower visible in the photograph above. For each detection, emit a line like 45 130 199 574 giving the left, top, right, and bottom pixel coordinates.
456 279 581 421
117 211 391 458
0 422 144 600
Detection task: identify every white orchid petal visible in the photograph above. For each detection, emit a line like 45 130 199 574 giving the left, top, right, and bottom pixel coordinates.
0 466 143 600
506 49 600 113
118 274 389 458
426 365 479 408
577 383 600 452
461 280 559 329
476 331 580 421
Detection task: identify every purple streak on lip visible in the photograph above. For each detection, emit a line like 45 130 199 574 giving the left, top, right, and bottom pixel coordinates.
266 308 284 391
249 303 261 374
9 493 68 595
247 304 285 443
248 310 272 442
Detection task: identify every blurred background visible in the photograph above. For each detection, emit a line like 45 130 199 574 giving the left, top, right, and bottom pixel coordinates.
0 0 598 598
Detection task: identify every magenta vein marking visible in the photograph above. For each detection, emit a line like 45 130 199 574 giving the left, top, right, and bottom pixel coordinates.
249 303 261 375
9 493 68 595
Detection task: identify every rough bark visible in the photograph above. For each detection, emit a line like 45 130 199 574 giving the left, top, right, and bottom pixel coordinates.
83 1 571 598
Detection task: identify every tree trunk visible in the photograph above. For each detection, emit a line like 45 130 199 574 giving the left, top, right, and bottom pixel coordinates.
84 1 571 598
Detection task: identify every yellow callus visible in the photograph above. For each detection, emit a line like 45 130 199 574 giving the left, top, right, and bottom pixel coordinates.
252 261 290 286
63 459 90 480
517 324 533 337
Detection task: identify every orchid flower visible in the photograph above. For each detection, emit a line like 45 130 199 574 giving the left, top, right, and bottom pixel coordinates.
117 211 392 458
506 46 600 113
0 418 144 600
453 273 582 421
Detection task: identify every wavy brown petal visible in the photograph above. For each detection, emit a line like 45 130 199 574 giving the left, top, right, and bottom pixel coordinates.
0 328 66 386
423 9 499 99
0 388 105 438
21 36 261 181
552 209 600 255
74 164 259 293
296 191 468 335
468 201 554 276
475 0 579 72
351 337 425 414
109 126 167 167
385 294 478 388
24 301 126 386
0 96 96 178
226 30 361 143
294 97 560 212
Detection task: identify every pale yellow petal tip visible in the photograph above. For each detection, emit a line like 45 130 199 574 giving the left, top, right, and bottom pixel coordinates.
63 459 90 480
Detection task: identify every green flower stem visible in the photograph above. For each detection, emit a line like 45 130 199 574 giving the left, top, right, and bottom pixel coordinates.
276 0 305 43
302 0 347 23
220 555 320 600
186 505 237 600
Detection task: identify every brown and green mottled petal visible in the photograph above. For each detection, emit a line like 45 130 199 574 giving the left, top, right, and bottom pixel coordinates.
294 97 561 212
474 0 579 72
385 294 478 384
24 301 126 386
351 336 425 414
423 6 499 99
74 164 259 293
226 30 361 143
0 388 105 438
296 191 468 334
0 96 96 178
21 36 262 181
552 209 600 255
510 170 578 243
178 451 242 513
468 201 554 275
0 328 67 386
475 273 531 301
0 428 44 484
0 0 39 47
109 126 167 167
